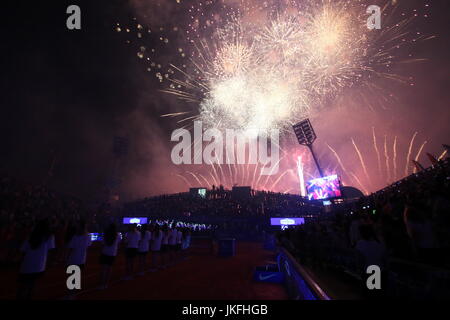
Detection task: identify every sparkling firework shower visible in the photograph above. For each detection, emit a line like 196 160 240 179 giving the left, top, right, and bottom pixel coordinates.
118 0 430 136
115 0 436 195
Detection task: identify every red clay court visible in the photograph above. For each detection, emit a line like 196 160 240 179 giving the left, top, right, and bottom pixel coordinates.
0 240 287 300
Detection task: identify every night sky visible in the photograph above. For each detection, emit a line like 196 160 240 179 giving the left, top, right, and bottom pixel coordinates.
2 0 449 202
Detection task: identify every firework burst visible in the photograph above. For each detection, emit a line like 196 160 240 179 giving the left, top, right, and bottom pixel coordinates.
158 1 428 135
116 0 434 194
118 0 431 136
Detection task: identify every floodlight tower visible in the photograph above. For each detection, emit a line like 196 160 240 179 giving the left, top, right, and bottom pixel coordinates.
293 119 324 178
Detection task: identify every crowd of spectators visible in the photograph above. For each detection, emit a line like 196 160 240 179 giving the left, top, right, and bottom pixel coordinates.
0 175 92 266
277 157 450 298
123 188 321 218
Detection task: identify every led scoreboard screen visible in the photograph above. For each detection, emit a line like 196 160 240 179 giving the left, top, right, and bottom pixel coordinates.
306 174 342 200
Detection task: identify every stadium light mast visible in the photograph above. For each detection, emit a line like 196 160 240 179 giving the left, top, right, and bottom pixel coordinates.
293 119 324 177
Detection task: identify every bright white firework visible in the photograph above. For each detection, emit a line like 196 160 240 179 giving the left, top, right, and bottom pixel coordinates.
156 0 429 136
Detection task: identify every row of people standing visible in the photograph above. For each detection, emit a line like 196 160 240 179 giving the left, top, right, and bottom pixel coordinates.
16 219 192 299
120 223 191 282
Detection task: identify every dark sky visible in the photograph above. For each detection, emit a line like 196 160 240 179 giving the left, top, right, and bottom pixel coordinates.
2 1 143 201
1 0 449 202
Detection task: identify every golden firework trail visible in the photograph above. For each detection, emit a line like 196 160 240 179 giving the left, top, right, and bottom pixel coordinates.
209 158 220 183
349 171 368 195
244 161 251 187
438 150 448 161
269 170 291 191
351 138 370 185
261 154 286 190
224 151 233 186
186 171 203 186
384 135 391 182
217 162 227 184
372 127 382 175
326 143 347 172
198 173 211 187
405 131 418 176
208 171 219 187
413 140 427 173
251 163 259 189
326 143 360 188
392 136 398 181
160 111 192 118
175 174 192 188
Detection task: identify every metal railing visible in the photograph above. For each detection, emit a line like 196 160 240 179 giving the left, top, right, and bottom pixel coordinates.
277 245 331 300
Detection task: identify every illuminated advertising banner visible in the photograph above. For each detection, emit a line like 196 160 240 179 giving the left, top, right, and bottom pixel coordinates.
89 233 103 241
270 218 305 226
122 217 148 225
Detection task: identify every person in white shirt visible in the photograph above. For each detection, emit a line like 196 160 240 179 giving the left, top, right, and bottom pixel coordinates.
67 220 92 268
17 219 55 300
123 224 141 279
64 220 92 299
99 223 121 289
137 224 152 275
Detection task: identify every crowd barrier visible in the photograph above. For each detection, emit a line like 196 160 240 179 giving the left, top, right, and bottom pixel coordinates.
276 246 331 300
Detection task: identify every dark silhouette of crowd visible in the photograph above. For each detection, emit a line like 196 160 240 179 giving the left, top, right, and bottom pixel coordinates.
0 176 90 267
277 157 450 299
123 188 321 218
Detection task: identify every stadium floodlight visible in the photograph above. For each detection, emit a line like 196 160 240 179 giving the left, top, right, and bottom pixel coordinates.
293 119 316 146
293 119 324 177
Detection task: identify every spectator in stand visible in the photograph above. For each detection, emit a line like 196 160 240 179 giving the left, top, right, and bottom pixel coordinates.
356 225 387 271
17 219 55 300
123 224 141 280
137 224 151 275
403 203 438 264
355 224 387 299
99 223 121 290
